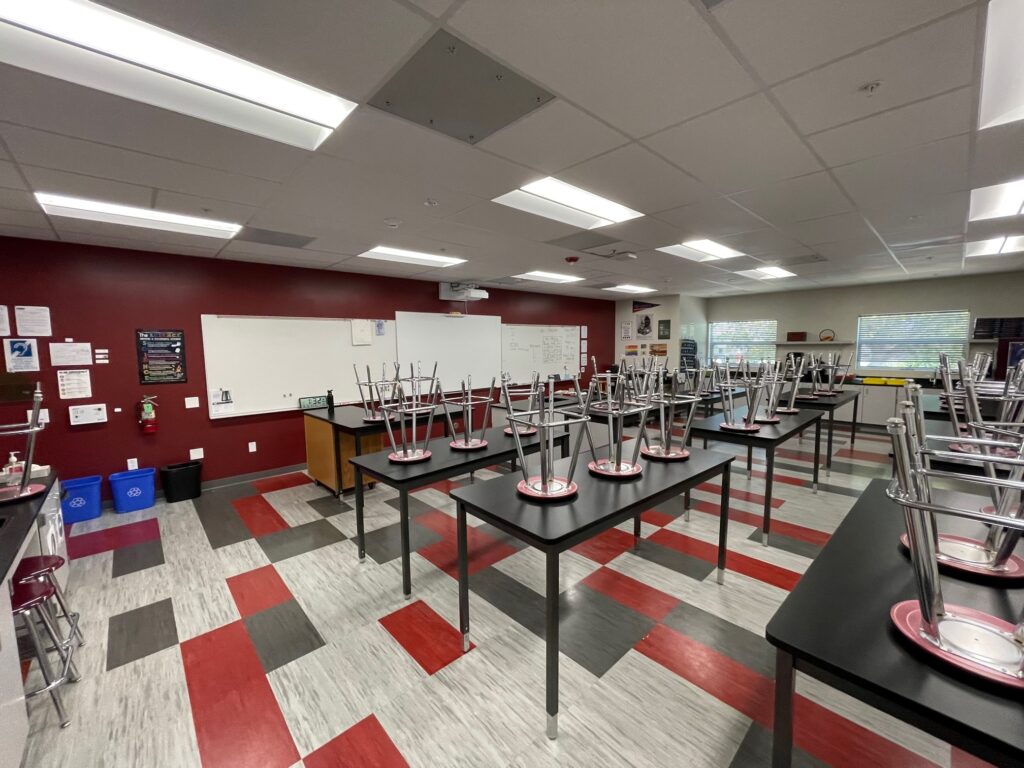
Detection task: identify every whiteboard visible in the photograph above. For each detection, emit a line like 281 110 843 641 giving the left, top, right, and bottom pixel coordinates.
501 324 581 383
200 315 397 419
395 312 502 391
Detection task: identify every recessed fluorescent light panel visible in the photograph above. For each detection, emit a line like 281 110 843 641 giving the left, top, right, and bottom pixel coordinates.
978 0 1024 129
513 271 585 284
357 246 466 268
969 179 1024 221
493 177 642 230
602 284 655 294
965 236 1024 257
0 0 357 149
35 192 241 238
736 267 796 279
657 239 744 262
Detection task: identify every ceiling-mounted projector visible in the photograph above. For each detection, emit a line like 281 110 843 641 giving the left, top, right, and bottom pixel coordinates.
440 282 489 301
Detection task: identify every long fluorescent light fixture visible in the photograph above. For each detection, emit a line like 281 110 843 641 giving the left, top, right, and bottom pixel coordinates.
978 0 1024 129
0 1 357 149
965 236 1024 257
736 266 796 279
35 192 241 238
514 271 585 284
357 246 466 268
493 177 642 230
969 179 1024 221
602 284 655 294
657 239 744 262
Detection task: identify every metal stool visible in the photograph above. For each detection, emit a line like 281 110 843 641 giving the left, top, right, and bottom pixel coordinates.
11 580 80 728
15 555 85 648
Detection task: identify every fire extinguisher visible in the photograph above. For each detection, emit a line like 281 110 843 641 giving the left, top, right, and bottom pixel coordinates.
137 395 158 434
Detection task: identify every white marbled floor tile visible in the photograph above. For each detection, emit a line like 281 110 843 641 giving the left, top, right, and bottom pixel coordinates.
604 550 703 602
493 547 602 597
212 538 271 579
172 581 241 642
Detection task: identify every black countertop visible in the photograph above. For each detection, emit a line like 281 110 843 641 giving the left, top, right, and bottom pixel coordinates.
688 406 821 445
305 404 466 435
0 473 56 578
766 478 1024 765
791 389 860 409
450 448 733 551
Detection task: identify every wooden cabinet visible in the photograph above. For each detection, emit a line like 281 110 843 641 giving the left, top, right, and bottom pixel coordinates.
303 415 381 493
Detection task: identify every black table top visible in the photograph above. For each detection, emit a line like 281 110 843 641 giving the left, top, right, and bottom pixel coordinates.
791 389 860 409
305 404 465 435
0 473 57 578
349 425 567 489
450 449 734 551
688 406 821 446
766 478 1024 765
920 393 1001 421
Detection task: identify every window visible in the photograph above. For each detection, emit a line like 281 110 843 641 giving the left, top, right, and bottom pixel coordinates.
708 320 777 362
856 311 970 371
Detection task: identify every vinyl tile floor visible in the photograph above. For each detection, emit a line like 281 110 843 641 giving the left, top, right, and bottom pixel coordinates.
18 426 989 767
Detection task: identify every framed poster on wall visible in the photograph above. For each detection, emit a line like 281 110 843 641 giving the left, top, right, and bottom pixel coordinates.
137 329 187 384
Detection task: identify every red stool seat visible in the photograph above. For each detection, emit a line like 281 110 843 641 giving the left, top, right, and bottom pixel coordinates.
10 581 55 614
14 555 65 583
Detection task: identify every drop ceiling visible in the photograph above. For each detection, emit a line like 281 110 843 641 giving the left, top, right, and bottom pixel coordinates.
0 0 1019 299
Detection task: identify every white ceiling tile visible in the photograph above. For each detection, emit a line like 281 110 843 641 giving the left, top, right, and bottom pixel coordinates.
449 0 756 137
53 231 222 258
643 95 822 193
406 0 457 18
447 200 582 243
655 197 768 238
970 120 1024 190
715 0 973 84
808 88 972 168
18 166 153 207
967 216 1024 241
319 108 535 199
0 208 48 229
0 223 55 241
219 241 344 265
784 212 875 245
729 172 852 224
833 135 970 209
101 0 431 102
771 11 977 134
153 191 257 226
559 144 709 214
593 217 688 249
478 100 628 174
0 65 310 181
2 126 279 206
864 191 968 236
0 188 38 212
0 160 27 190
716 228 814 257
813 237 889 261
328 257 434 278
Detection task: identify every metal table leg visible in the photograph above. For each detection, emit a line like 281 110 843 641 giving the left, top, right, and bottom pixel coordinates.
457 502 470 653
762 448 775 546
851 393 859 448
633 513 641 545
684 490 691 522
717 464 730 583
355 467 366 561
826 408 834 475
812 418 821 493
747 445 753 477
400 489 411 597
772 649 795 768
546 550 559 740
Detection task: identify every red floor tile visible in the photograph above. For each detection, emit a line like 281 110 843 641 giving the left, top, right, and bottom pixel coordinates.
695 481 786 509
951 748 996 768
689 499 830 547
251 472 312 493
833 448 890 463
641 509 676 527
226 565 293 618
648 528 802 591
582 567 679 621
637 624 937 768
415 511 517 577
232 496 289 537
182 622 299 768
378 599 472 675
571 527 637 564
749 468 811 489
66 518 160 560
304 715 409 768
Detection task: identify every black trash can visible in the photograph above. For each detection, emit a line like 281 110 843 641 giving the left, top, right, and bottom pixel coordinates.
161 460 203 502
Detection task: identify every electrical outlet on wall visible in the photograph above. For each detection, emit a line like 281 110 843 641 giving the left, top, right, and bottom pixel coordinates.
184 396 200 409
248 441 257 453
190 447 204 460
127 458 138 470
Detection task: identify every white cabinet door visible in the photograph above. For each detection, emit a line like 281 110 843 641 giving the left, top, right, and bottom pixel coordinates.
835 385 860 422
861 386 897 425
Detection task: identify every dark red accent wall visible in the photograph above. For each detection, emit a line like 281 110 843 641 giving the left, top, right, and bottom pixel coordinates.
0 237 613 488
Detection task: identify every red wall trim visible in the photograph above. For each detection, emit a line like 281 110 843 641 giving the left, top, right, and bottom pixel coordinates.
0 237 613 487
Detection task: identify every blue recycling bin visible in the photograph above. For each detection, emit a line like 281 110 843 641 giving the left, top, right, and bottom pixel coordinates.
60 475 103 523
108 468 156 513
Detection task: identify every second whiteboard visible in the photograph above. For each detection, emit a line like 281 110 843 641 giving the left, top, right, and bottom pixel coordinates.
501 324 581 384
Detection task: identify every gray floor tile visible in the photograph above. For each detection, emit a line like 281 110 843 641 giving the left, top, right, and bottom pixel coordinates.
193 484 257 549
364 519 442 564
111 539 166 578
244 599 325 673
385 495 436 517
747 528 822 560
106 597 179 671
306 495 353 518
661 602 775 677
256 519 346 563
630 538 717 582
729 723 827 768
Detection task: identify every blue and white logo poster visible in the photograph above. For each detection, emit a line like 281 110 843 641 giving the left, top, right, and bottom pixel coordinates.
4 338 40 372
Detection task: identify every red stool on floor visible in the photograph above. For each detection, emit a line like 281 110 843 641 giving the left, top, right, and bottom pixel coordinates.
11 580 80 728
15 555 85 648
